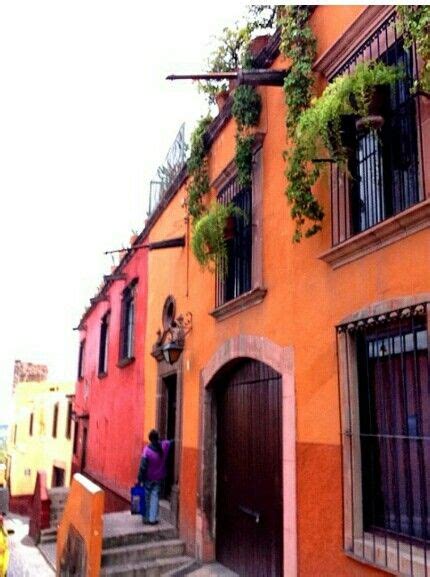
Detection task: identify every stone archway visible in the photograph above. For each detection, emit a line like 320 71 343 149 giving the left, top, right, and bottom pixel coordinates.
195 335 296 577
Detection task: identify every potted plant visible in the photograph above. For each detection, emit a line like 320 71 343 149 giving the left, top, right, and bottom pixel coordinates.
215 90 230 111
285 60 402 242
191 202 244 274
296 61 403 163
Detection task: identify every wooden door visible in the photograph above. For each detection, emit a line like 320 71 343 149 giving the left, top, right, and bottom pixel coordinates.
216 359 283 576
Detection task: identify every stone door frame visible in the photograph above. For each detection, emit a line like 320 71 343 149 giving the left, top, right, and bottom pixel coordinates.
155 358 183 528
196 335 296 576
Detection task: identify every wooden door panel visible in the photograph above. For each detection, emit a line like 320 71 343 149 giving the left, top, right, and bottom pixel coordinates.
216 359 283 576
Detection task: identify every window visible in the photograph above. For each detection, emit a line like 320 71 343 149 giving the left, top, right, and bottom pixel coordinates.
119 280 137 363
77 339 85 380
330 13 427 246
338 300 430 574
52 403 59 438
73 421 79 455
29 413 34 436
216 177 252 306
98 311 110 375
65 401 73 440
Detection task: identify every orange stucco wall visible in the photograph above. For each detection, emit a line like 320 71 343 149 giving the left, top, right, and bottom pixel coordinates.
57 473 104 577
143 6 429 575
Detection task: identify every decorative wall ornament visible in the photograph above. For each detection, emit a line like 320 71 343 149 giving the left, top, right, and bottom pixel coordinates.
151 297 192 364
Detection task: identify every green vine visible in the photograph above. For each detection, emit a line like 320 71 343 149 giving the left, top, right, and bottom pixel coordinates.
235 133 255 189
280 6 322 242
231 85 262 129
232 84 262 188
280 6 316 134
187 115 212 220
397 5 430 93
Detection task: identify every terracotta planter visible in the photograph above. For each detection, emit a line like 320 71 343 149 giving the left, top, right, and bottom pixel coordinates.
355 114 385 132
352 84 389 132
215 91 229 112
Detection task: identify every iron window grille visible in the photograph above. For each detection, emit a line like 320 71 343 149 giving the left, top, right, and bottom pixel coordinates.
77 340 85 380
337 302 430 575
98 311 110 375
119 280 137 362
216 177 252 307
330 12 427 246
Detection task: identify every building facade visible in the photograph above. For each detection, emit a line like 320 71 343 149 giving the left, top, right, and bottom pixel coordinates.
7 380 74 511
72 237 149 510
76 6 430 575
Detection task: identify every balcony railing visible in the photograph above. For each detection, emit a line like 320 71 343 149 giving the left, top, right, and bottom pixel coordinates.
330 13 428 246
147 123 187 217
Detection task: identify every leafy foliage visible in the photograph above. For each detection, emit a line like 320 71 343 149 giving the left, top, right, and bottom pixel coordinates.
280 6 321 241
286 61 402 242
187 115 213 220
231 85 262 130
231 83 261 193
235 133 255 189
198 26 253 104
297 61 403 164
198 6 278 104
191 202 243 276
280 6 316 134
397 5 430 92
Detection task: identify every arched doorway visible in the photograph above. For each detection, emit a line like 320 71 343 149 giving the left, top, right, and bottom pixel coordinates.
197 335 296 577
215 358 283 576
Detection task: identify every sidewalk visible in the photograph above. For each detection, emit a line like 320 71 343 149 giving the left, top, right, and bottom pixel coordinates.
5 513 54 577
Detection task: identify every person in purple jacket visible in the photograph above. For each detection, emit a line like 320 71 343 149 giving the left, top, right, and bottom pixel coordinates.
137 429 173 524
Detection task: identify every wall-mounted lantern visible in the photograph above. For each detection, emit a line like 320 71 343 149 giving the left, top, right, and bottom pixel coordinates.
151 296 192 365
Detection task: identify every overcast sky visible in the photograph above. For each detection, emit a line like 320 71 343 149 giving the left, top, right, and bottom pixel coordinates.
0 1 248 422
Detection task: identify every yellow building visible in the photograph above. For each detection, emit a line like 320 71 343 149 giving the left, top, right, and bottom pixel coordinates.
7 381 74 500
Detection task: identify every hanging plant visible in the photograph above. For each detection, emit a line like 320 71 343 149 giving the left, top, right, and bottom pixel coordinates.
232 84 261 190
191 202 244 276
287 61 402 242
187 115 212 220
297 62 403 165
397 5 430 93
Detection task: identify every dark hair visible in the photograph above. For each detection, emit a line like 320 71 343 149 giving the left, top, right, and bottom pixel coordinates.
148 429 160 443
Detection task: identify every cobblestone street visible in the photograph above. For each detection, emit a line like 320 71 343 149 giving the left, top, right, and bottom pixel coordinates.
5 514 54 577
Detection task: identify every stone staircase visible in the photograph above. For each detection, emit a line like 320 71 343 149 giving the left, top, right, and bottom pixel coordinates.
100 510 197 576
39 486 69 544
38 489 200 575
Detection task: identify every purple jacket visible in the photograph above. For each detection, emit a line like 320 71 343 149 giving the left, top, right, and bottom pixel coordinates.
139 440 172 482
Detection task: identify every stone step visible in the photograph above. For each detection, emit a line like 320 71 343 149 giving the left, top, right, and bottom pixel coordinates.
103 523 177 550
163 559 201 576
102 539 185 567
159 500 171 524
39 526 58 544
100 555 194 576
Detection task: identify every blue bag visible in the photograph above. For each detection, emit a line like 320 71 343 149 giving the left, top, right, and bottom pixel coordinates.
130 484 145 515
